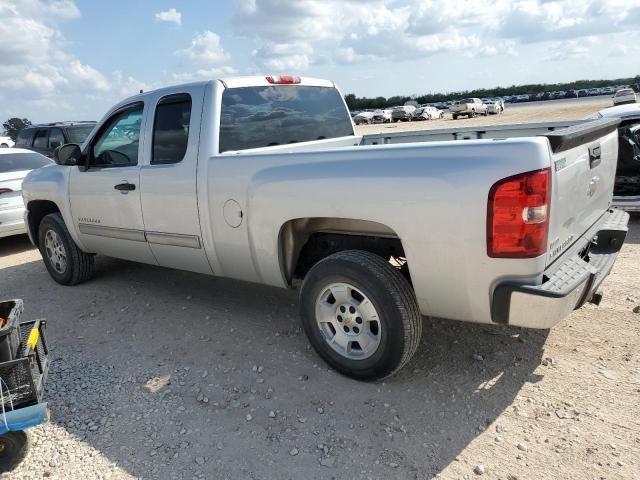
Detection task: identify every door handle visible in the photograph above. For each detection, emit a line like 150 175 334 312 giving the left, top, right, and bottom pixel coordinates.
114 182 136 193
588 144 601 169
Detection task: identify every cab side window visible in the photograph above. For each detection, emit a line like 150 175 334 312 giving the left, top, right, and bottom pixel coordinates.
152 94 192 164
48 128 64 150
91 103 143 167
32 129 48 149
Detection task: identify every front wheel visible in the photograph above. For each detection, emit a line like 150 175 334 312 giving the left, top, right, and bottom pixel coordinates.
0 431 29 472
38 213 95 285
299 250 422 381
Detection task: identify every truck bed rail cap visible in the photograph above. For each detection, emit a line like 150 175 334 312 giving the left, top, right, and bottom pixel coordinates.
543 118 620 153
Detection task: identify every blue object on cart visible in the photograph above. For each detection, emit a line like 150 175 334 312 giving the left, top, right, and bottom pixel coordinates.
0 403 48 435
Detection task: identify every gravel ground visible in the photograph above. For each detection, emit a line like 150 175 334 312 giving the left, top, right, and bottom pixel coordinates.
0 216 638 480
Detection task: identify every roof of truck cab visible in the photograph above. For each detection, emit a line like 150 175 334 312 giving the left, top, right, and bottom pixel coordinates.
113 75 336 111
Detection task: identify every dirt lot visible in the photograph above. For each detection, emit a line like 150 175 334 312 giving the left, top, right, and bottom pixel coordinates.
356 97 612 135
1 98 639 479
1 218 638 480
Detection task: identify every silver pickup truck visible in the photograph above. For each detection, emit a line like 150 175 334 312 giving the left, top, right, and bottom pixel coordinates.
22 76 630 380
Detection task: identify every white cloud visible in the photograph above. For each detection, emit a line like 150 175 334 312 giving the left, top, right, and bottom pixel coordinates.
0 0 146 122
155 8 181 26
179 30 230 64
172 66 239 83
232 0 640 69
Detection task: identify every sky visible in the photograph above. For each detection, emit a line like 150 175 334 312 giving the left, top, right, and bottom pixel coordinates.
1 0 640 123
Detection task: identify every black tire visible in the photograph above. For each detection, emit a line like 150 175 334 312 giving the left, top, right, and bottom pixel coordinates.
0 144 8 148
452 114 458 120
38 213 94 285
299 250 422 381
0 431 29 473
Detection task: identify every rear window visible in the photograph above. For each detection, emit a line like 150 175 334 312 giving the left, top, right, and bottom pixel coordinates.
0 153 52 173
66 126 95 144
15 129 34 148
219 85 354 153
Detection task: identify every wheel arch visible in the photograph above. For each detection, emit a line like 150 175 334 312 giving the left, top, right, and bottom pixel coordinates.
277 217 409 286
26 200 61 247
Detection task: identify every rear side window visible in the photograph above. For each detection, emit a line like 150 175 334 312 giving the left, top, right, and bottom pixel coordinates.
32 130 48 149
219 85 354 153
66 126 95 144
15 128 34 148
152 94 192 164
48 128 64 149
0 153 52 172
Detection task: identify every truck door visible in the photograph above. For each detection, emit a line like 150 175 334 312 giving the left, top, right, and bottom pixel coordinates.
68 102 156 264
138 88 213 274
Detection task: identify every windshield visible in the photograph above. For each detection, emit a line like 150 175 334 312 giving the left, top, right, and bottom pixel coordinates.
219 85 354 153
66 126 95 144
0 152 52 173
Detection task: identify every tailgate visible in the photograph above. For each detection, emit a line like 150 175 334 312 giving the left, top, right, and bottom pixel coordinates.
544 119 620 266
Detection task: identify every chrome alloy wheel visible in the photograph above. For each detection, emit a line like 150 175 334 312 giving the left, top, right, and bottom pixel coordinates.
44 229 67 274
315 283 382 360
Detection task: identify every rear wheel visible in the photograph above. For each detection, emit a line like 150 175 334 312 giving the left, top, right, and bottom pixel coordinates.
0 431 29 472
452 114 458 120
299 250 422 381
0 144 8 148
38 213 95 285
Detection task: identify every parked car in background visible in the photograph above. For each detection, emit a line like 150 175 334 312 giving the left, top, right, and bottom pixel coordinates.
15 122 96 158
0 149 52 238
613 88 637 106
565 90 578 98
587 88 600 96
577 89 588 97
353 111 375 125
601 86 616 95
484 100 502 114
514 94 530 103
449 98 487 119
391 105 416 122
0 136 14 148
412 105 444 120
371 109 393 123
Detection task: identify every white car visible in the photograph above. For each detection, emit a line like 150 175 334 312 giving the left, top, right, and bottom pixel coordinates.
0 149 52 238
484 101 503 115
584 103 640 120
371 109 393 123
353 111 375 125
612 88 637 106
412 106 444 120
0 136 14 148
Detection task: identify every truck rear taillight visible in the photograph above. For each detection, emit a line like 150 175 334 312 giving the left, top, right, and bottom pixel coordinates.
487 168 550 258
0 188 13 195
266 75 301 84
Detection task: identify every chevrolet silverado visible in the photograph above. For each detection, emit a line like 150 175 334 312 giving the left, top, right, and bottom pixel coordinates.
22 75 629 380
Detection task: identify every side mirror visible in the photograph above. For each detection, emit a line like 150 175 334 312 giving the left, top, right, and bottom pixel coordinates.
54 144 82 166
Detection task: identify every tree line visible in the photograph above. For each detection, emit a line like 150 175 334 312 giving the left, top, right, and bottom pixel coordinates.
344 74 640 110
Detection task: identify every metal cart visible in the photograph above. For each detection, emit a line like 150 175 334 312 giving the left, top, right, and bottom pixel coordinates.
0 300 49 472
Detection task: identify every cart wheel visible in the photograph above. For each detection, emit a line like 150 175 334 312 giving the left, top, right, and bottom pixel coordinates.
0 431 29 472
